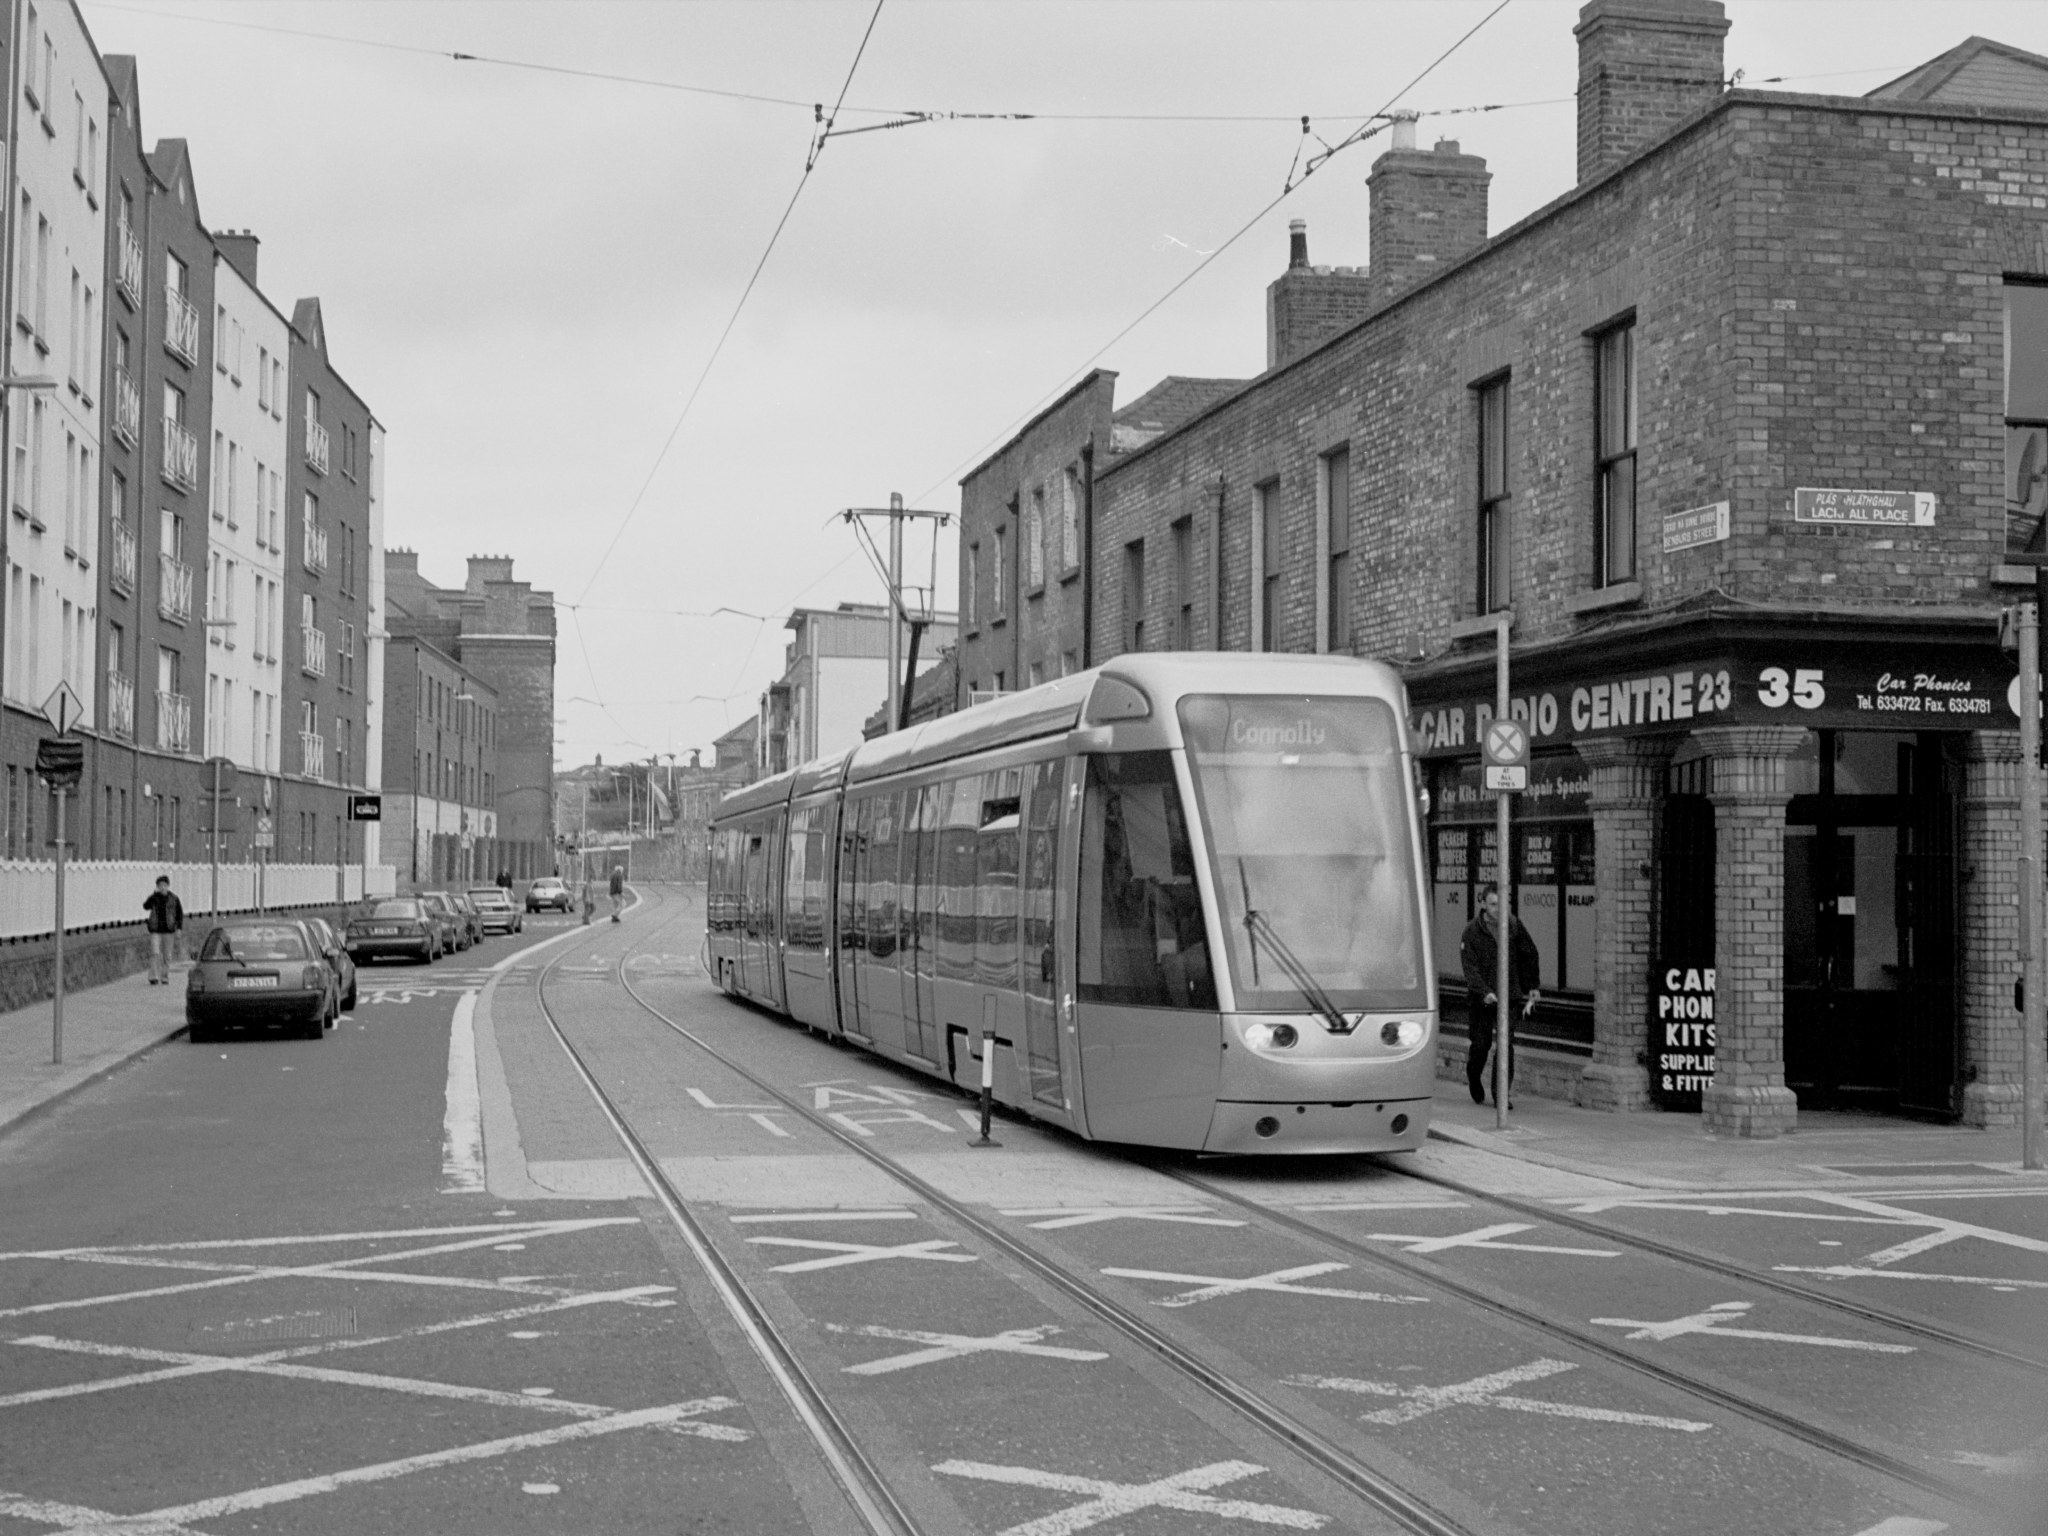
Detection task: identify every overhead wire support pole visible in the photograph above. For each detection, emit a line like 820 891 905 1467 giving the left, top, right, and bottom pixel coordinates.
2025 578 2046 1171
840 498 951 733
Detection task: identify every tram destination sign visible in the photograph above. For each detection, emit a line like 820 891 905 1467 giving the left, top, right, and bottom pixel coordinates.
1792 487 1936 527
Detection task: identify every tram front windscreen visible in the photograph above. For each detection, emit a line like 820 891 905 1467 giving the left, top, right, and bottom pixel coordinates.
1178 694 1426 1014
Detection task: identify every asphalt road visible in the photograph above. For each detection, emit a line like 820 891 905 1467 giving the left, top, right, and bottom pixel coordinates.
0 887 2040 1536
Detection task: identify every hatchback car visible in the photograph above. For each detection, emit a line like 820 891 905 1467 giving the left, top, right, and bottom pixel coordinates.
447 892 485 949
467 887 523 935
187 921 337 1042
346 898 441 964
526 877 572 913
303 915 359 1010
419 892 468 953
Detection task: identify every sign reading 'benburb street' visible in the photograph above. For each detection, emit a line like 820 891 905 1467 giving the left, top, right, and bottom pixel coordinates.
1662 500 1729 553
1792 487 1936 527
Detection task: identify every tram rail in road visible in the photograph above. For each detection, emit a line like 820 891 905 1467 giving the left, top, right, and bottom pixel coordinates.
518 886 1997 1536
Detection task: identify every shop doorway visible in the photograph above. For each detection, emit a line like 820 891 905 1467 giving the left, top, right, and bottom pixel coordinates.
1783 732 1961 1119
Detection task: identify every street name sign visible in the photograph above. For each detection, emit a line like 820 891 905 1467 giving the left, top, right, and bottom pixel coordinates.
1792 487 1936 527
1662 500 1730 554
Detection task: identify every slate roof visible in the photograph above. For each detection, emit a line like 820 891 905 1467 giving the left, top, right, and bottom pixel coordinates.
1868 36 2048 108
1109 376 1245 453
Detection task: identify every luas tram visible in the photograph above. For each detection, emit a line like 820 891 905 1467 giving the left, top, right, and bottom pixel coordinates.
706 653 1435 1154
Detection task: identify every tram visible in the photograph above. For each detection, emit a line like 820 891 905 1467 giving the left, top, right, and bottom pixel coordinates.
706 653 1436 1154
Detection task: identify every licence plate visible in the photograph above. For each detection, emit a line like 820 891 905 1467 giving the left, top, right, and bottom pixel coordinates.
230 975 279 989
371 926 399 936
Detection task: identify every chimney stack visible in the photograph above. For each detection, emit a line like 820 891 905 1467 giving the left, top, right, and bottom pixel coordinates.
216 229 259 286
1264 220 1374 370
1368 133 1490 309
1575 0 1729 184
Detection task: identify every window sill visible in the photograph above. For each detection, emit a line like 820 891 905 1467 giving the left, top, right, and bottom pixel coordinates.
1566 580 1642 616
1026 583 1046 601
1060 567 1080 585
1447 610 1513 642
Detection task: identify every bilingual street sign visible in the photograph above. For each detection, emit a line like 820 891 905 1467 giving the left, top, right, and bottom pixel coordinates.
1792 487 1936 528
347 794 383 822
1663 500 1730 554
40 680 83 735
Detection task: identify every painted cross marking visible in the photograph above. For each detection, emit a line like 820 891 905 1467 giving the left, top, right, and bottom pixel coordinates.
1289 1360 1710 1430
826 1322 1107 1375
745 1237 976 1274
1100 1262 1426 1309
932 1457 1325 1533
1000 1205 1246 1231
1365 1222 1619 1258
1589 1301 1915 1353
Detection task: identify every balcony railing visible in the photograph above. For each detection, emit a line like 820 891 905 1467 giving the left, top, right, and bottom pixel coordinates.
110 520 137 596
116 220 143 307
304 416 330 476
156 690 191 755
300 731 327 781
157 554 193 625
111 368 141 449
161 416 198 493
302 520 329 575
105 669 134 740
164 285 200 364
301 623 327 678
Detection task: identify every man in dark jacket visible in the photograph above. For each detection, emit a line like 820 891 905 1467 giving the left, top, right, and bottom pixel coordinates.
1459 887 1541 1105
608 865 625 922
143 875 185 986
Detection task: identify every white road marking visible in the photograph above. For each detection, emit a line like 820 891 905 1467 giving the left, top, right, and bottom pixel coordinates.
1295 1199 1468 1213
1775 1265 2048 1290
1849 1520 1948 1536
1589 1301 1915 1353
1288 1360 1711 1431
1365 1222 1619 1258
0 1401 743 1530
1559 1199 1911 1225
687 1088 781 1112
1100 1262 1427 1309
0 1217 634 1262
748 1113 793 1138
828 1107 959 1137
440 990 485 1193
746 1236 977 1273
932 1457 1325 1533
1813 1192 2048 1264
1950 1431 2047 1476
827 1322 1108 1375
999 1205 1246 1231
728 1210 916 1223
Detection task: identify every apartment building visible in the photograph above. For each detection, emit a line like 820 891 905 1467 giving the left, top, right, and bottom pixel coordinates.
0 1 108 854
381 634 497 890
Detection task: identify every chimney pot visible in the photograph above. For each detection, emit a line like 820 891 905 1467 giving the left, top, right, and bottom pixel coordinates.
1389 109 1419 151
1288 218 1309 269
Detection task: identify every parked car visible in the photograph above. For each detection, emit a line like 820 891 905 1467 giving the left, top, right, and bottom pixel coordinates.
302 915 359 1011
467 887 523 935
525 877 572 913
418 892 467 954
186 920 338 1042
346 898 441 964
447 892 485 949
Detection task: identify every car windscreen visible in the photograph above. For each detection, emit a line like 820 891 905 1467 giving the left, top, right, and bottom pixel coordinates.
362 900 421 919
202 925 310 963
421 895 452 911
467 890 511 904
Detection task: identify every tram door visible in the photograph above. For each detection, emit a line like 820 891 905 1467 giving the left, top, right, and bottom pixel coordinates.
902 785 942 1065
1020 759 1066 1111
739 819 783 1009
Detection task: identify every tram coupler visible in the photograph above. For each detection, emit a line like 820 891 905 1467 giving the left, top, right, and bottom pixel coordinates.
969 1025 1000 1148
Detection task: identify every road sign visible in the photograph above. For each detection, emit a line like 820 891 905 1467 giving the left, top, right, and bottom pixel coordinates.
1483 765 1528 792
347 794 383 822
40 681 83 735
35 737 83 789
1481 718 1529 768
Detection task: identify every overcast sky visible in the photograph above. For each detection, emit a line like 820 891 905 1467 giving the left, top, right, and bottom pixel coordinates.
79 0 2048 769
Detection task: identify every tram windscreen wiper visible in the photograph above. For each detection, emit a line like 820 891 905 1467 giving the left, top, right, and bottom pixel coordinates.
1238 860 1348 1032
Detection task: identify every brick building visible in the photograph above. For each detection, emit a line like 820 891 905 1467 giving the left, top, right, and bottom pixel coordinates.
385 552 556 878
1088 0 2048 1135
380 634 497 889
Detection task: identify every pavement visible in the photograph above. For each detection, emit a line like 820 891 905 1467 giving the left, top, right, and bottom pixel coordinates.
5 951 2045 1199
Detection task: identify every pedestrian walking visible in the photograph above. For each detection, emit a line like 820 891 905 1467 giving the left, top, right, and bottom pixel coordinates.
143 875 185 986
495 869 512 892
608 865 625 923
1459 887 1540 1105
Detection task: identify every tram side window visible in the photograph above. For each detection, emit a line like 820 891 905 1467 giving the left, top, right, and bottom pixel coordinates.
784 808 809 950
869 794 900 960
937 776 982 983
978 769 1022 990
1078 752 1216 1009
1022 760 1061 998
839 799 868 953
744 825 771 936
904 787 938 971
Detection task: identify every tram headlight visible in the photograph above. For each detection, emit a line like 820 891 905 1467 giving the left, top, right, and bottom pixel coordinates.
1380 1019 1426 1048
1242 1021 1299 1050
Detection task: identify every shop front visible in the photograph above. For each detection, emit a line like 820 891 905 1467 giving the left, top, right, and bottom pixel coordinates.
1409 614 2023 1134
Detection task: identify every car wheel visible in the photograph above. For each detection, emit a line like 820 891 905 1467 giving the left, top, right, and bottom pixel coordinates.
304 1009 326 1040
343 982 357 1011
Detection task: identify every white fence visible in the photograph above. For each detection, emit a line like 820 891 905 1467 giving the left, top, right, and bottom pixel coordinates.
0 861 399 940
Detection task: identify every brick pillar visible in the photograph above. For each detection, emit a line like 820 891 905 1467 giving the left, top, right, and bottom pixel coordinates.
1961 731 2025 1127
1696 724 1805 1138
1575 734 1676 1111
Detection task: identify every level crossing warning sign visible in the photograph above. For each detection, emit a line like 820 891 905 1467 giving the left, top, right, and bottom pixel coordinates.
1481 718 1528 791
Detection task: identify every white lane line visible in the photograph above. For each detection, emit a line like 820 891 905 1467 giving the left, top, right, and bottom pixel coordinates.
1774 1265 2048 1290
1558 1199 1912 1224
0 1216 635 1262
1288 1361 1711 1431
1812 1192 2048 1264
1850 1520 1948 1535
441 990 485 1194
1589 1301 1915 1353
686 1088 781 1112
0 1285 675 1410
745 1237 976 1274
728 1211 916 1224
999 1206 1245 1231
746 1113 792 1138
932 1457 1326 1533
1365 1222 1619 1258
1295 1199 1468 1213
1100 1262 1426 1309
8 1334 748 1439
827 1322 1108 1376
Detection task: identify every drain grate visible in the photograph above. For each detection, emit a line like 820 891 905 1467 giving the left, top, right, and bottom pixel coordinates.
199 1307 360 1344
